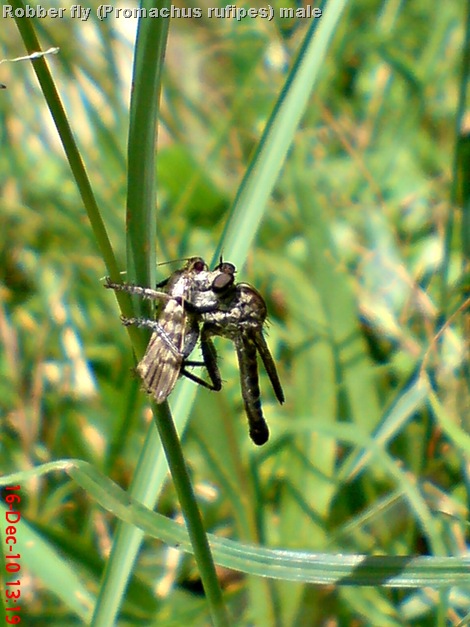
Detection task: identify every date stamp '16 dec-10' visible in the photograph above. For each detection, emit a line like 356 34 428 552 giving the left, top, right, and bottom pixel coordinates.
2 4 322 22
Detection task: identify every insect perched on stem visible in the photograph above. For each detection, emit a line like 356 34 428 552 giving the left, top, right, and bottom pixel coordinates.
105 257 284 445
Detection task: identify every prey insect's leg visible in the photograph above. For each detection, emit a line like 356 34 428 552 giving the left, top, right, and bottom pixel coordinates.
121 316 162 331
104 278 174 303
120 316 181 356
234 334 269 446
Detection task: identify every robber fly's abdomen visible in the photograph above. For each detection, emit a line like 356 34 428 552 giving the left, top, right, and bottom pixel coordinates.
235 334 269 446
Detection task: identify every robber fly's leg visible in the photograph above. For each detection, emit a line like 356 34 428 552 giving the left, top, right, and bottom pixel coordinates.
179 328 222 391
104 278 173 304
200 326 222 391
180 368 222 391
184 301 220 315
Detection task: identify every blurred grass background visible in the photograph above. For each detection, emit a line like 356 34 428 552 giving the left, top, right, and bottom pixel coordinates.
1 0 469 625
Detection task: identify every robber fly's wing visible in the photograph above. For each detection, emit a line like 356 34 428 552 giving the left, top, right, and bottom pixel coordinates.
136 297 185 403
234 334 269 446
251 331 285 404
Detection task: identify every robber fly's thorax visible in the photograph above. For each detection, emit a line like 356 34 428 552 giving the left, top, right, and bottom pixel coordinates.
201 283 267 337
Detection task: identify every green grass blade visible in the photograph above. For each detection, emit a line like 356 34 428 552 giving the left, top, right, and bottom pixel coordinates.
1 462 469 588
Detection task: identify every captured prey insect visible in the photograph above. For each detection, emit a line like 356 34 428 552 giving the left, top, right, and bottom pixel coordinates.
104 257 235 404
198 265 285 446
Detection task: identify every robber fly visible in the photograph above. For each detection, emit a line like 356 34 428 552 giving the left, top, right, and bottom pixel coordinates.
199 263 285 446
106 257 284 446
104 257 234 403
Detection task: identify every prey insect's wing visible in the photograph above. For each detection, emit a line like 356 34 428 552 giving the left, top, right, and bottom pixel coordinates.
136 296 186 403
105 279 186 401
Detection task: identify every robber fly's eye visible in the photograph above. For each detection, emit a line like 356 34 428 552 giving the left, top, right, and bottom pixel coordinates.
218 262 236 275
212 272 234 292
